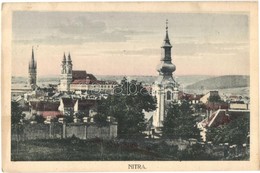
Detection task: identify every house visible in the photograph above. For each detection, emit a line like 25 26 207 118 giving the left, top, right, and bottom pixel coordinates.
229 101 249 110
29 101 61 119
198 109 250 141
58 97 74 116
205 102 228 111
178 91 204 104
200 91 220 104
59 97 98 117
74 99 97 116
200 109 249 128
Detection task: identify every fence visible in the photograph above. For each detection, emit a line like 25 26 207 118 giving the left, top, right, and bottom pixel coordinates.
11 122 118 141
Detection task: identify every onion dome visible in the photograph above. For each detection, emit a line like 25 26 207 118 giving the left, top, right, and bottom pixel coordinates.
157 19 176 76
157 62 176 74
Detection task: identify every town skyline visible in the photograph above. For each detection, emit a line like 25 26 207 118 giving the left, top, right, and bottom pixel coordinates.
12 12 249 77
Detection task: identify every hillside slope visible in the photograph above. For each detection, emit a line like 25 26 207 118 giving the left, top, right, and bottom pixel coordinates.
185 75 249 90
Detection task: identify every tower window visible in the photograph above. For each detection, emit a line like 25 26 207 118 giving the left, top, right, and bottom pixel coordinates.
167 91 171 100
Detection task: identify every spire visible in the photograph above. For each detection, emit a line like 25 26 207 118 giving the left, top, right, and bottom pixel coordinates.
63 52 66 63
162 19 172 47
29 46 36 69
28 46 37 89
68 52 71 61
32 47 34 61
165 19 169 41
157 20 176 76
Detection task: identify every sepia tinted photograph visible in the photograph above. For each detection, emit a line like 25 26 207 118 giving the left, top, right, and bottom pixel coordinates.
2 2 259 172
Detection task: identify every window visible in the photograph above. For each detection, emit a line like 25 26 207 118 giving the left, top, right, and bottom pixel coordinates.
167 91 171 100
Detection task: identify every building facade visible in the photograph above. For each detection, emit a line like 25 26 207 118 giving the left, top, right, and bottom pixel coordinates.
60 53 73 92
58 53 117 93
28 48 37 89
152 21 179 131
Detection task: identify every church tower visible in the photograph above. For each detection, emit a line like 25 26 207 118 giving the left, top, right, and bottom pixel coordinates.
59 52 73 92
28 48 37 90
152 20 179 131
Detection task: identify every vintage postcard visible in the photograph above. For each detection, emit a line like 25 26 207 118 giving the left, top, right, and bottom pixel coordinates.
2 2 259 172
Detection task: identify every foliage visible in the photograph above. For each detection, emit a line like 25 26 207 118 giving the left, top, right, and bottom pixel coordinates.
96 78 157 138
11 101 25 125
93 113 108 126
208 95 222 103
162 101 201 141
65 116 74 123
177 143 217 160
74 112 86 121
206 115 249 145
192 103 207 113
34 114 45 123
12 138 222 161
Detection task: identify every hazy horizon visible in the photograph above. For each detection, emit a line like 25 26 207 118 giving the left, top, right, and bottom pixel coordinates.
12 12 249 77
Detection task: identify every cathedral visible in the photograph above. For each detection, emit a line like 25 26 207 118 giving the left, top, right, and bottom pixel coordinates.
28 48 37 90
59 53 73 92
152 20 179 132
58 53 117 92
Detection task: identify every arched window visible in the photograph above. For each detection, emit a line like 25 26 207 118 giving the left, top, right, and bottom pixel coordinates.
167 91 171 100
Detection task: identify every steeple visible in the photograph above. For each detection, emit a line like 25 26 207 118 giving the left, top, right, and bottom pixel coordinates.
67 52 71 62
29 47 36 70
60 52 73 91
163 19 172 47
28 47 37 89
157 20 176 76
66 52 72 74
32 47 34 61
152 20 179 132
62 52 66 64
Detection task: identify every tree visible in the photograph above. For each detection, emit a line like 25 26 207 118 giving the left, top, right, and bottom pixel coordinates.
208 95 221 103
206 115 249 145
162 100 201 141
11 101 25 125
34 114 45 123
96 78 157 138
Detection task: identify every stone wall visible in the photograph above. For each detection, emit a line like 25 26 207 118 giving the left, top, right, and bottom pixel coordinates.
11 122 117 141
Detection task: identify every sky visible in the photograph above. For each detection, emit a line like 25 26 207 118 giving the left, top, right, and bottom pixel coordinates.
12 12 249 77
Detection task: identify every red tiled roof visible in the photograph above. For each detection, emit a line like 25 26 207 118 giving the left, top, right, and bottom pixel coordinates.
30 101 60 111
178 92 203 101
86 73 97 81
206 102 228 110
72 70 87 80
71 79 117 85
201 109 249 128
41 111 62 118
90 80 117 85
71 79 91 84
77 99 97 110
71 71 98 84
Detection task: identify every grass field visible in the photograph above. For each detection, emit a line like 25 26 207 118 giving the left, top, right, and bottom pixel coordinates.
11 138 248 161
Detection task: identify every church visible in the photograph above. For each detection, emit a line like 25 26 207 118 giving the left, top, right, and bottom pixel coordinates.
58 53 117 93
152 20 179 132
28 48 37 90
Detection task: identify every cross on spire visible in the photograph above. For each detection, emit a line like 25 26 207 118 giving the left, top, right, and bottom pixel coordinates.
166 19 168 33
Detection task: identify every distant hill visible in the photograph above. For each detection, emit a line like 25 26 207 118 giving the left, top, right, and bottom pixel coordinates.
12 75 214 87
96 75 213 86
175 75 213 87
185 75 250 90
